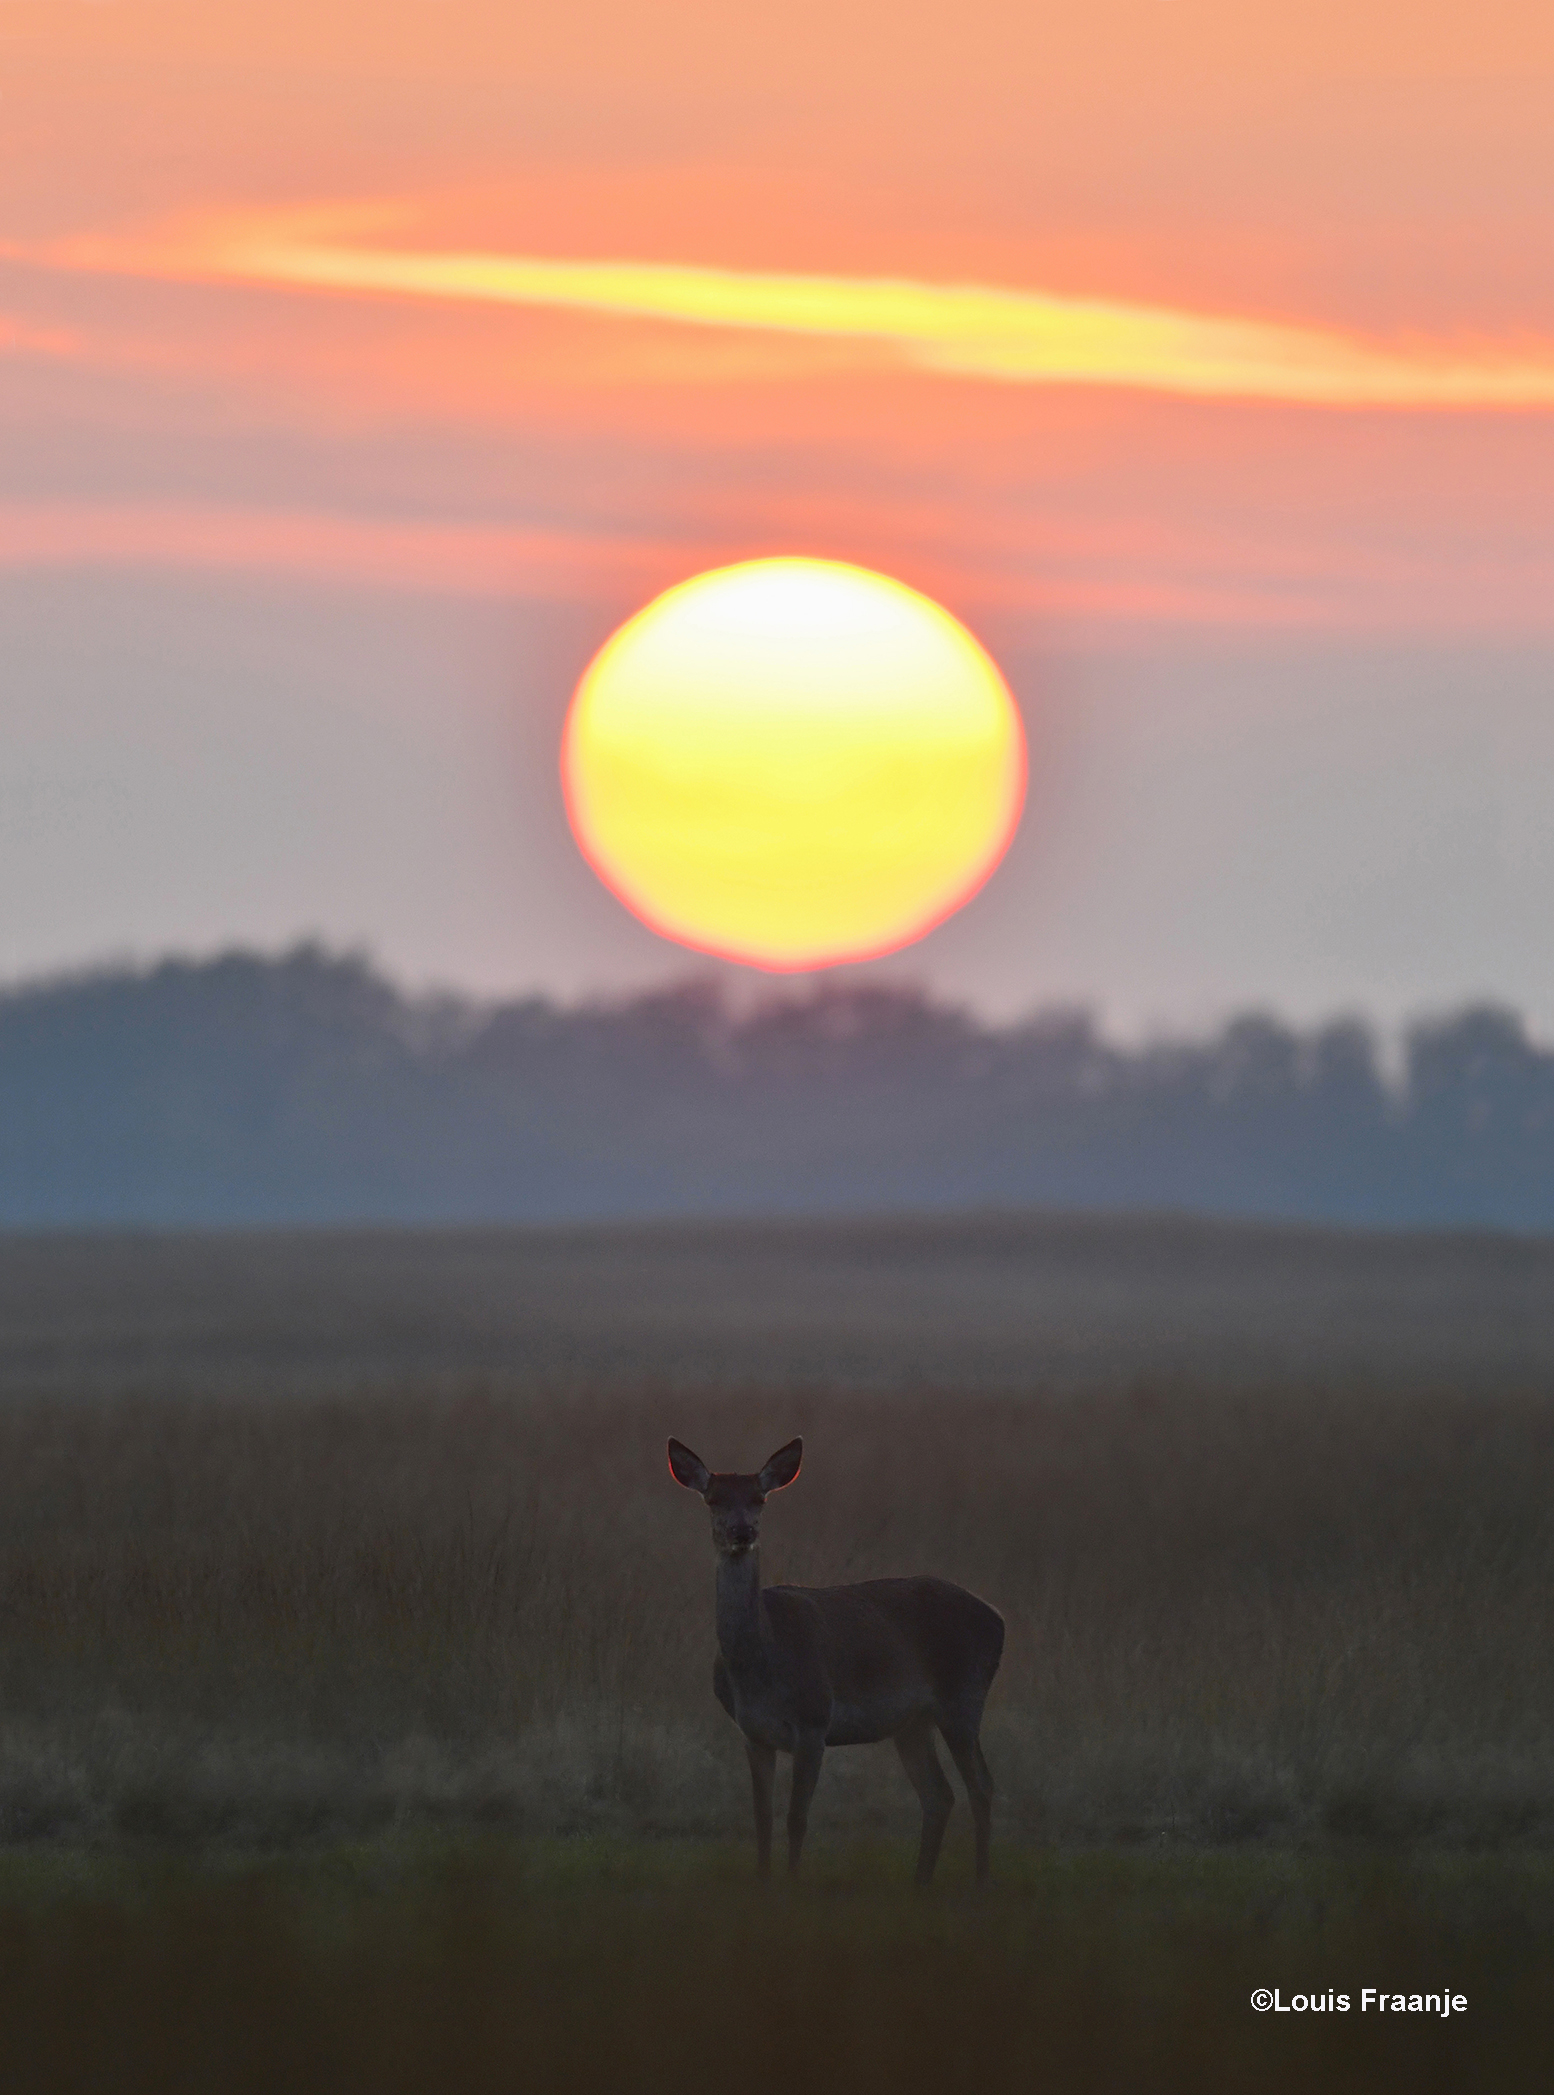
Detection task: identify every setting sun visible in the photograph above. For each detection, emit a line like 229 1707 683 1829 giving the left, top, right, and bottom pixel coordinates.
561 559 1026 970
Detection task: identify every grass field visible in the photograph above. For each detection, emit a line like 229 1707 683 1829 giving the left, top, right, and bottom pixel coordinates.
0 1837 1547 2092
1 1215 1552 2084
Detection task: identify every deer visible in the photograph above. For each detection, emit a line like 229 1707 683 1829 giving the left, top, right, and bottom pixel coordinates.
667 1435 1004 1886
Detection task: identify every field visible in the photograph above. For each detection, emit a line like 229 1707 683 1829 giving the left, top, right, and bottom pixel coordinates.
1 1839 1548 2093
2 1212 1553 2085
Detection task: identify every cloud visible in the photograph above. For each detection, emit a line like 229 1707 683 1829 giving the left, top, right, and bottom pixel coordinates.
41 208 1554 412
0 503 700 601
0 500 1298 623
4 499 1550 636
0 314 81 360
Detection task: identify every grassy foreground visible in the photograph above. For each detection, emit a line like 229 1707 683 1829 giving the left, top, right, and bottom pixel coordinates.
1 1368 1552 1851
0 1836 1544 2093
3 1223 1553 2086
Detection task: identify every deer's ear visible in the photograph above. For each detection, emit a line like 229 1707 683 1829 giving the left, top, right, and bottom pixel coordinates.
667 1439 712 1494
757 1438 803 1494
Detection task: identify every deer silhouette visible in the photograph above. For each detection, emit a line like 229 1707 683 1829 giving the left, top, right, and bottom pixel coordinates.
668 1435 1003 1884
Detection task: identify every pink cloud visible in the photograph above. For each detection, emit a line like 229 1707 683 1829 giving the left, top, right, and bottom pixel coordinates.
3 499 1550 637
0 314 82 360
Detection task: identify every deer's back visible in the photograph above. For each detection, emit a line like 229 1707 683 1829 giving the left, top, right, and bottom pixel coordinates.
765 1575 1003 1744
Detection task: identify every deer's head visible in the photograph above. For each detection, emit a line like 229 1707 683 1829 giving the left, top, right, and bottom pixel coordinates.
667 1437 803 1557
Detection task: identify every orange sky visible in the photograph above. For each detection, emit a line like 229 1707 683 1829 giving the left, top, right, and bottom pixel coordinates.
4 0 1553 631
3 0 1554 1019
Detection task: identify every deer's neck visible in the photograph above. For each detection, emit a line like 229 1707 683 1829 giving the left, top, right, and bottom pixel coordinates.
715 1549 767 1673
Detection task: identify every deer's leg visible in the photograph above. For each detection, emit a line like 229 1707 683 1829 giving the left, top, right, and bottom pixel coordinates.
745 1737 776 1878
895 1718 955 1888
787 1731 825 1874
941 1730 995 1886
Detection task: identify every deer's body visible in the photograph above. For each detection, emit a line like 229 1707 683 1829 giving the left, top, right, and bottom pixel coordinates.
670 1437 1004 1885
711 1571 1003 1750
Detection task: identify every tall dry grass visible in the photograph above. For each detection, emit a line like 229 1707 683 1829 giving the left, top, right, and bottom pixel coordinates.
0 1368 1551 1850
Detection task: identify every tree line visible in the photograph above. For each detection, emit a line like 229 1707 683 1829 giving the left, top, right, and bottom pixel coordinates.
1 944 1550 1227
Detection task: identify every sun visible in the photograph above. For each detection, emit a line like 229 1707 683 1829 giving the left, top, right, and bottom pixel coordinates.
560 557 1026 971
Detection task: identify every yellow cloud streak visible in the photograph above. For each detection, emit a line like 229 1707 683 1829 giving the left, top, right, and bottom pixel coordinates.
194 229 1554 410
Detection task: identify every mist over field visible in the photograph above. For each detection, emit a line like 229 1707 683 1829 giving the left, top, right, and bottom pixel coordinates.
5 945 1554 1228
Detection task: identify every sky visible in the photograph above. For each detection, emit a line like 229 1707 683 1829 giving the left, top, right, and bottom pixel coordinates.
3 0 1553 1033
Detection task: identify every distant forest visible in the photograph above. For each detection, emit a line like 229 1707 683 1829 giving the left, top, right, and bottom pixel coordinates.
2 944 1553 1228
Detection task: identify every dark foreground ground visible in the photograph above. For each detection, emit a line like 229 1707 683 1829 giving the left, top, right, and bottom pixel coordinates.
1 1838 1546 2093
2 1215 1553 2088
